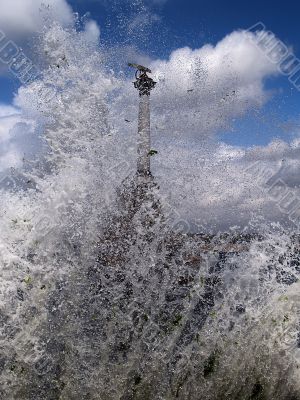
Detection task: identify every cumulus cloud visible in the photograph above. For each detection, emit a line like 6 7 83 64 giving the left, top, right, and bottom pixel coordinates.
109 29 300 230
0 0 101 80
148 30 279 138
153 139 300 231
0 0 74 37
0 22 298 230
83 20 101 44
0 105 36 176
113 29 279 141
0 0 101 43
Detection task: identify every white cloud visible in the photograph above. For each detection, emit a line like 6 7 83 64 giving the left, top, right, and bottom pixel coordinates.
113 30 279 142
151 137 300 231
108 29 300 230
0 105 20 118
147 30 278 138
1 23 298 230
83 20 101 44
0 0 74 36
0 106 22 143
0 104 36 175
0 0 101 80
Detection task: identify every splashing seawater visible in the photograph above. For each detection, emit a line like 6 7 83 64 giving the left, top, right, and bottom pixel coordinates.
0 21 300 400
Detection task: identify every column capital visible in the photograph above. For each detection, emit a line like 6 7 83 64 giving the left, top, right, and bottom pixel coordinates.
128 63 156 96
134 72 156 96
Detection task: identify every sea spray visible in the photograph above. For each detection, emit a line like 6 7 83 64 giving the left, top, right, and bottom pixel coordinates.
0 20 116 399
0 19 300 400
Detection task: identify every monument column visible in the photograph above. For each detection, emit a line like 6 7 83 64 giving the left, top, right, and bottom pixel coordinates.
137 94 151 175
129 63 156 177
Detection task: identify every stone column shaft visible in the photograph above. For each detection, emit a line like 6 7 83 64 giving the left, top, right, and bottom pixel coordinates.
137 94 151 176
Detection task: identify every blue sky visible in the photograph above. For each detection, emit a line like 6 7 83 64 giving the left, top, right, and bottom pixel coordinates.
68 0 300 57
1 0 300 148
